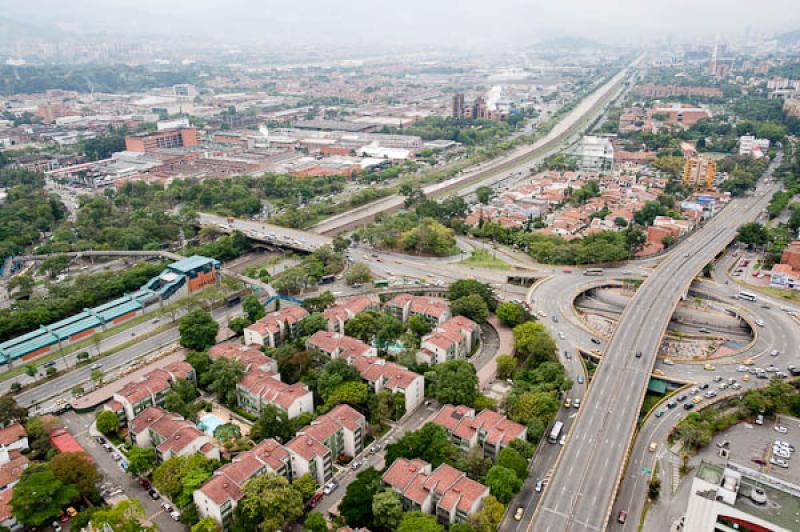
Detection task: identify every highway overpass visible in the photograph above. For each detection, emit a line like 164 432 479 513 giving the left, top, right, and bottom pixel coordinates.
310 54 644 236
530 156 781 532
196 212 333 253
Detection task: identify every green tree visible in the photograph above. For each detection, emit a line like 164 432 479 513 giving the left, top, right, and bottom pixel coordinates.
192 517 220 532
91 499 156 532
127 447 157 476
333 235 351 253
737 222 769 248
300 313 329 337
206 357 245 406
235 473 304 532
186 351 212 384
323 381 369 412
305 511 328 532
451 294 489 323
339 468 383 528
385 423 456 468
507 391 560 429
96 410 120 436
372 489 404 530
11 466 79 526
397 512 444 532
485 465 521 503
497 447 528 480
179 309 219 351
24 364 37 378
228 316 251 336
345 263 373 286
428 360 478 406
48 452 101 500
213 423 241 444
250 404 293 442
470 495 504 532
301 291 336 313
407 315 433 337
315 358 362 401
152 454 217 507
0 396 27 426
243 295 265 323
476 186 494 205
496 354 517 379
513 321 557 368
344 311 380 342
448 280 497 311
496 302 529 328
292 473 317 501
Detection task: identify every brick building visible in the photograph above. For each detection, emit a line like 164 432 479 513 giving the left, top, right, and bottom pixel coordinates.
125 128 199 152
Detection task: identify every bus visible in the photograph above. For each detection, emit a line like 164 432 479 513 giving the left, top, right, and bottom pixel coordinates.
584 268 604 276
548 421 564 444
319 274 335 285
738 291 757 302
373 279 389 288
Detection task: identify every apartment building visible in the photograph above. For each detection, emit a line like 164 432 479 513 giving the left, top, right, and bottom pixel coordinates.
738 135 770 158
306 331 377 360
236 369 313 419
243 307 308 348
350 355 425 414
417 316 480 366
0 424 28 453
208 341 278 373
193 438 290 527
129 407 220 462
107 361 195 421
124 127 198 152
432 405 527 458
322 295 380 333
382 458 490 524
287 405 365 486
682 157 716 191
384 294 451 325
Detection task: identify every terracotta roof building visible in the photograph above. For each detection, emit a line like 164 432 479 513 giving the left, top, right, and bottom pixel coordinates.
418 316 480 366
431 405 527 458
382 458 490 524
384 295 450 325
236 369 313 419
129 407 220 462
109 360 195 421
208 341 278 373
322 295 380 333
349 354 425 414
306 331 377 360
244 307 308 348
0 424 28 452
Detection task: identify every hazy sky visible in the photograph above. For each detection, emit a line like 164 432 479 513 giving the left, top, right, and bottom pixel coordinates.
6 0 800 48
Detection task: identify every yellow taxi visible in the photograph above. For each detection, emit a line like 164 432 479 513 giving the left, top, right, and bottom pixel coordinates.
692 396 703 404
653 369 665 376
648 442 657 452
704 363 715 371
744 358 754 366
743 373 751 382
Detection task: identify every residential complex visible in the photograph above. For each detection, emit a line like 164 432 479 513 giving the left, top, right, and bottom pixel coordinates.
129 407 221 462
106 360 195 421
243 307 308 348
682 157 717 191
417 316 480 366
431 405 527 458
384 294 451 325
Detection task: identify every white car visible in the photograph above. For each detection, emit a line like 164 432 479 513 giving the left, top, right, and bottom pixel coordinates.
773 448 791 459
558 332 566 340
737 365 748 372
774 425 789 434
770 457 789 468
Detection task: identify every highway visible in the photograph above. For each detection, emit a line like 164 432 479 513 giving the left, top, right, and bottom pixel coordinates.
530 154 782 532
310 55 643 236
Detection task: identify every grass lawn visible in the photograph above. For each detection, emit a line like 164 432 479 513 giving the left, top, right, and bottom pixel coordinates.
460 248 511 269
740 281 800 303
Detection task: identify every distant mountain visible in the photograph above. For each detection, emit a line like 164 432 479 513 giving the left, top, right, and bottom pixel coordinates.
0 15 72 41
776 29 800 45
534 36 606 50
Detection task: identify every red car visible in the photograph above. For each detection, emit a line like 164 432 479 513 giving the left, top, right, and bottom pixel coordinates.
563 269 573 274
752 457 767 466
617 511 627 524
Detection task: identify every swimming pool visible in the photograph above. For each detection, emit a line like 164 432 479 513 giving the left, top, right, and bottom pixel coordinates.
198 413 226 436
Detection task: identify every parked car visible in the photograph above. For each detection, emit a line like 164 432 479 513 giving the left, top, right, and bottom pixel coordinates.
774 425 789 434
148 490 160 500
514 507 524 521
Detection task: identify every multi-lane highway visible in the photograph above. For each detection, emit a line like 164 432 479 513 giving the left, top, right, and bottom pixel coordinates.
310 56 643 236
530 155 782 532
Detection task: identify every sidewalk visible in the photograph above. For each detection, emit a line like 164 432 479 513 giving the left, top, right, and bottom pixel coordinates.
477 315 514 389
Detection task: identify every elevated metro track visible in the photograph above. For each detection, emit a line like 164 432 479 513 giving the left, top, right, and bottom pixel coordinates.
311 54 644 236
530 156 782 532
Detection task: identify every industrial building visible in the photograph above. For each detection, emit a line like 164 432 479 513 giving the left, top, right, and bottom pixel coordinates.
0 256 219 365
124 127 199 152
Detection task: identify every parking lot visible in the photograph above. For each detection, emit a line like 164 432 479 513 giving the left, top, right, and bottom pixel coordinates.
695 415 800 483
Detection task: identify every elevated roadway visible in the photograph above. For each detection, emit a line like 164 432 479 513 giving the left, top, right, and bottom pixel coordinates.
530 155 782 532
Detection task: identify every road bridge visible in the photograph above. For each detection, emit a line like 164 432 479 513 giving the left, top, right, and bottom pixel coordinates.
530 155 782 532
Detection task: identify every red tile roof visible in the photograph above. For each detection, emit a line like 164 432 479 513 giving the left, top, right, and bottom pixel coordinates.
247 307 309 337
0 423 26 447
326 404 365 433
287 434 329 461
238 369 310 410
0 449 29 489
349 355 421 392
208 341 276 371
307 331 373 358
48 429 87 456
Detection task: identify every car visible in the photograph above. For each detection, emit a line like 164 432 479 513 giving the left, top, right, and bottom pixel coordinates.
636 351 642 358
755 320 765 327
752 457 767 466
676 394 687 402
663 358 675 366
553 315 559 323
90 362 103 370
755 414 764 425
737 365 748 372
111 453 121 461
690 388 699 395
743 374 751 382
573 398 581 409
719 383 728 391
704 363 715 371
591 338 601 345
770 458 790 468
776 371 788 379
618 511 628 524
559 435 566 446
716 440 730 449
148 490 160 500
161 503 173 513
744 358 754 366
704 391 717 399
774 425 789 434
771 350 780 357
666 401 677 409
577 375 585 384
514 507 525 521
693 396 703 404
653 368 665 377
775 440 795 451
94 436 105 444
648 442 657 452
713 376 722 383
655 409 665 418
151 318 160 324
102 443 113 452
170 511 181 521
700 383 710 390
43 360 56 368
684 403 695 410
138 478 151 490
323 481 338 495
558 332 565 340
535 479 544 492
773 448 791 459
564 398 571 408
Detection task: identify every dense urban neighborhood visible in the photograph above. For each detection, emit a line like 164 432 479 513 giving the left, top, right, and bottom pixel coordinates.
2 3 800 532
